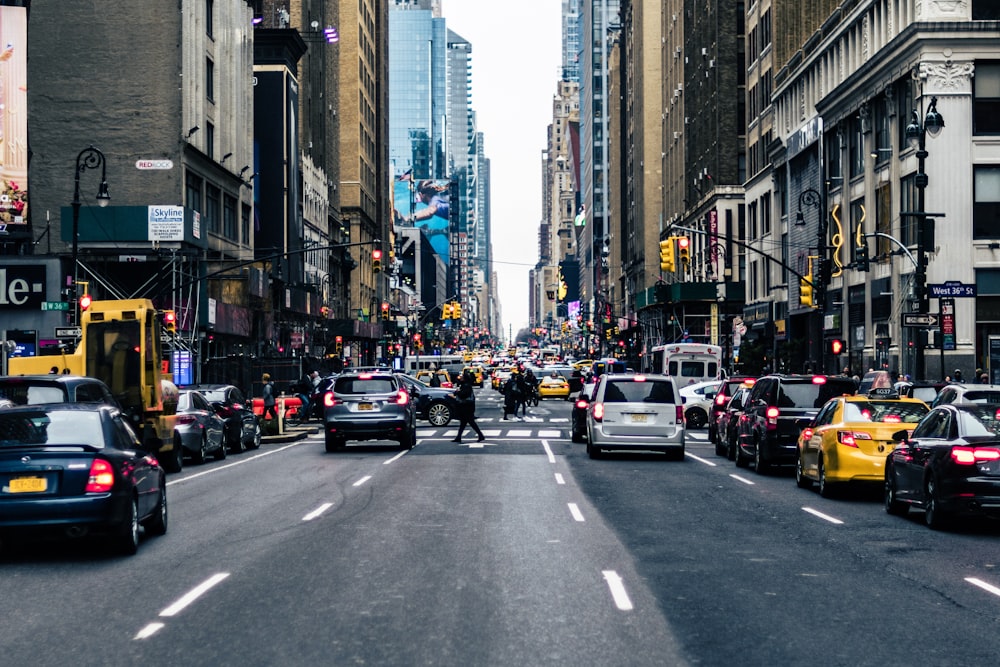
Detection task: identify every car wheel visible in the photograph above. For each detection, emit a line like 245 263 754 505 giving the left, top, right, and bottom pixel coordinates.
924 475 950 530
884 472 907 516
726 432 737 461
163 440 183 474
325 434 345 453
714 432 727 457
752 441 768 474
214 432 228 460
143 486 168 537
795 454 813 489
115 497 140 556
586 440 602 459
818 458 836 498
427 402 452 427
192 432 207 465
400 428 416 450
734 438 749 468
571 430 584 443
685 408 708 430
248 421 262 450
229 424 245 453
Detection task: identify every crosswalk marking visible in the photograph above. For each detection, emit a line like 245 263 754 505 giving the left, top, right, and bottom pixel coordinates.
417 427 564 439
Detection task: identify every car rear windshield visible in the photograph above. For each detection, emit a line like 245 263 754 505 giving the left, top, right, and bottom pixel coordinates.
603 380 675 404
958 390 1000 404
0 411 104 447
0 382 66 405
778 380 856 409
843 401 929 423
335 377 396 395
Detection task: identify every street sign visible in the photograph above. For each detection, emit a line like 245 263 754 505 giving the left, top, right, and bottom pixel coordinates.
41 301 69 311
929 281 976 298
54 327 81 338
902 313 939 327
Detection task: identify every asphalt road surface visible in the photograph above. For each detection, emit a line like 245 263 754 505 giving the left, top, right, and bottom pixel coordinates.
3 386 1000 666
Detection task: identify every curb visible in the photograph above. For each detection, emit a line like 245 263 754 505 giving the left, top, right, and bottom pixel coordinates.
262 424 319 444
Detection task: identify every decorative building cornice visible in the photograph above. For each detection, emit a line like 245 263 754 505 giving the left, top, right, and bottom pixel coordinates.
915 0 971 21
917 60 975 92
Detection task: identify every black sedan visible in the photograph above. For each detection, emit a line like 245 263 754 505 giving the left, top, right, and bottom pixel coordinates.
885 404 1000 529
189 384 262 452
396 373 458 427
0 403 167 555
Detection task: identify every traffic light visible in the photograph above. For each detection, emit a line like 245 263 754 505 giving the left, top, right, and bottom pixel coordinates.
372 248 383 273
381 302 390 321
677 237 691 267
335 335 343 354
453 302 462 320
162 310 176 333
854 243 870 272
78 293 93 312
800 258 814 307
830 339 844 356
441 302 453 320
659 236 676 272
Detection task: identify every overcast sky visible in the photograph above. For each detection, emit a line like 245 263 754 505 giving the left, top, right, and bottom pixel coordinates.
443 1 564 342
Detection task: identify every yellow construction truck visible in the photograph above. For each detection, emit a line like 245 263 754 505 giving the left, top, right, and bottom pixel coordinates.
8 299 181 470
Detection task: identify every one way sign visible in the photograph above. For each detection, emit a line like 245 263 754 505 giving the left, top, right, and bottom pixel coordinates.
902 313 939 327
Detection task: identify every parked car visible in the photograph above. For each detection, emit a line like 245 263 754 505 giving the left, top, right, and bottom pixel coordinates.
0 374 119 408
708 376 756 446
885 403 1000 529
586 373 685 459
571 383 597 443
538 373 571 400
174 389 227 466
188 384 261 453
321 371 417 452
930 383 1000 408
0 402 167 555
679 380 723 430
795 388 930 497
715 385 752 459
735 374 858 472
395 373 458 427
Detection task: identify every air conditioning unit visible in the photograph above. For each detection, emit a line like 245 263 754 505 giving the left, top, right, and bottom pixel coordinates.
709 59 716 68
673 131 681 140
702 47 709 56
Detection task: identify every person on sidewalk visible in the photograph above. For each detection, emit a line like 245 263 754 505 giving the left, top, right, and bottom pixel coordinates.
452 369 485 443
261 373 277 421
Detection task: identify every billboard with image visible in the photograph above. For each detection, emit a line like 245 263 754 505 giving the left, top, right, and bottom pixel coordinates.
0 6 27 229
394 172 451 265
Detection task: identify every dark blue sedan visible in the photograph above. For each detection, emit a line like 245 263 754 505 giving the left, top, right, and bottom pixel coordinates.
0 403 167 555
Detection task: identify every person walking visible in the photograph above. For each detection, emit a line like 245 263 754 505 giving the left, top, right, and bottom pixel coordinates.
261 373 278 421
452 370 484 443
502 369 520 420
515 370 530 418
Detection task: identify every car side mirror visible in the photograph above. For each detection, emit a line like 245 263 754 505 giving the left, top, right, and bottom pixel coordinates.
794 417 813 429
891 428 910 444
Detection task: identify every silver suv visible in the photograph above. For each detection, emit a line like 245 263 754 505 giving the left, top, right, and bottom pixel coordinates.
321 371 417 452
586 373 685 459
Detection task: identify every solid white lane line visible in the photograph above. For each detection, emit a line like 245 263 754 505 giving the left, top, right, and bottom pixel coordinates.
554 473 566 485
385 450 408 464
353 475 372 487
167 442 305 486
966 577 1000 598
729 474 755 485
303 503 333 521
802 507 845 525
685 452 717 467
541 440 555 463
159 573 231 617
602 570 634 611
568 503 585 522
134 623 165 640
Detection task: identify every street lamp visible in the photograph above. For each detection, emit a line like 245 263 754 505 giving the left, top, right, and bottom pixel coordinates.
904 95 945 381
71 145 111 324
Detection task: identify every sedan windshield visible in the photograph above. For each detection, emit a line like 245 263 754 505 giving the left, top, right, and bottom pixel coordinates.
0 411 104 447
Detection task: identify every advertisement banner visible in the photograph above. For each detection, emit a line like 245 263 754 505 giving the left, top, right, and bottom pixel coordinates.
393 172 451 265
0 7 27 227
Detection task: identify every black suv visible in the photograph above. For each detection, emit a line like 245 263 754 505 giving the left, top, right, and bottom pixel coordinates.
735 374 856 472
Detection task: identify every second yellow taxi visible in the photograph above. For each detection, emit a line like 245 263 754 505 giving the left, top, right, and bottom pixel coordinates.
538 374 571 400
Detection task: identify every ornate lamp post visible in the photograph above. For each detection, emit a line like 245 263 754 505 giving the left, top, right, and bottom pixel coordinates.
71 145 111 324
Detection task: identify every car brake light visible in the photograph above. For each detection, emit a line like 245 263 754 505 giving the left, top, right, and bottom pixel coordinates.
323 391 337 408
359 373 373 379
812 376 827 384
176 414 197 426
633 375 646 382
952 446 1000 465
593 403 604 422
837 431 871 447
802 427 813 440
85 459 115 493
395 389 409 405
575 399 589 409
676 405 684 424
765 406 780 428
715 393 728 406
883 414 902 423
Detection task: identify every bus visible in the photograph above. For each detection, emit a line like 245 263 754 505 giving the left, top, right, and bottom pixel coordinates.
650 343 723 386
403 354 465 376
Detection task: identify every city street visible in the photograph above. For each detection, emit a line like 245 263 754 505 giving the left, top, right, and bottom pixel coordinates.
3 386 1000 666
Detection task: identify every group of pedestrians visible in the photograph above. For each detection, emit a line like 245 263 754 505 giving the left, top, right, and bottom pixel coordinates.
501 366 538 421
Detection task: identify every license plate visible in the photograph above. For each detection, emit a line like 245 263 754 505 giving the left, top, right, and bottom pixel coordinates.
358 403 374 411
630 414 648 423
10 476 47 493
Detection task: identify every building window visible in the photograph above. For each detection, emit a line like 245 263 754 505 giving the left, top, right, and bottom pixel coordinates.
873 96 891 164
900 175 918 247
206 0 214 39
761 192 771 237
974 165 1000 239
876 183 892 260
185 172 203 212
242 203 252 245
206 57 215 103
851 197 865 262
849 115 864 178
205 122 214 160
973 61 1000 135
974 1 1000 19
825 126 842 185
205 183 221 234
896 77 915 149
223 194 237 240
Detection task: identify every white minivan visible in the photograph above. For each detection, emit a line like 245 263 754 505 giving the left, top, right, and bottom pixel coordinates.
586 373 685 459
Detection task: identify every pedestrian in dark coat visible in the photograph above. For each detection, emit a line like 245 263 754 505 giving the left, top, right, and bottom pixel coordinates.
502 371 520 420
452 370 484 443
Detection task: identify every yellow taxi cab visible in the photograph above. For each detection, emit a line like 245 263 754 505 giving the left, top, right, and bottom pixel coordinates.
492 367 512 391
463 365 485 387
416 369 453 388
572 359 594 372
538 373 571 400
796 388 930 497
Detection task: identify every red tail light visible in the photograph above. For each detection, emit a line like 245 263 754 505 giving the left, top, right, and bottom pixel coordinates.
765 406 780 428
593 403 604 422
85 459 115 493
575 399 589 409
802 427 813 440
176 414 197 426
952 447 1000 465
837 431 871 447
323 391 337 408
812 376 827 384
715 393 728 406
395 389 409 405
676 405 685 424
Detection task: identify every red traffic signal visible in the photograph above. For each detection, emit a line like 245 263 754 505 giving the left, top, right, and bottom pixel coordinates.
78 293 93 311
829 339 844 355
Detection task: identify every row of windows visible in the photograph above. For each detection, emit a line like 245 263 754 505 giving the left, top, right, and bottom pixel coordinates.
185 171 251 245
